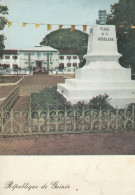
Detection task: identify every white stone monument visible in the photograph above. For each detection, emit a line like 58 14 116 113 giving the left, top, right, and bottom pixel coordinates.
57 24 135 108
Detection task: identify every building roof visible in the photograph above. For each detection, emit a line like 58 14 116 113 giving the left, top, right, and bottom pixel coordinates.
19 46 58 52
3 49 18 55
59 50 79 55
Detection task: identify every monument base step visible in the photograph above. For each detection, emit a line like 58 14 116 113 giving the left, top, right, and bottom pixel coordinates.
59 94 135 108
57 83 135 108
75 66 131 81
65 79 135 89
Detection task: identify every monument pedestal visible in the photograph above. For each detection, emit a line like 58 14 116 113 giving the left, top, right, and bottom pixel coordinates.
57 25 135 108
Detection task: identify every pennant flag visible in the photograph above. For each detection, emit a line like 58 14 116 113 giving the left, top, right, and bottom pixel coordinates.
83 25 87 32
23 23 27 27
131 26 135 29
8 22 12 27
59 25 63 29
47 24 52 30
35 23 40 28
71 25 75 31
119 25 124 28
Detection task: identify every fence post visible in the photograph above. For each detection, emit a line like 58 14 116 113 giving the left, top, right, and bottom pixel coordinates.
73 107 76 132
55 108 58 133
1 109 4 135
38 110 41 133
47 107 49 133
64 106 67 133
29 107 32 133
107 108 110 131
90 108 93 131
99 106 102 131
19 86 22 95
82 106 84 132
20 111 22 134
132 105 134 130
11 109 13 135
123 109 126 130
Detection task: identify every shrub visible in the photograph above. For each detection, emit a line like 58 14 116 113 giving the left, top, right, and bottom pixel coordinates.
127 103 135 110
89 94 113 109
30 86 113 110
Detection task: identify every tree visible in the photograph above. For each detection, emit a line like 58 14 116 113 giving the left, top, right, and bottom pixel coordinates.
107 0 135 73
40 28 88 56
0 4 8 56
79 58 86 68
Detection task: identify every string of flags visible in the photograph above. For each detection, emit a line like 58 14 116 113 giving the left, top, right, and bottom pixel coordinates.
7 22 135 31
7 21 90 32
119 25 135 29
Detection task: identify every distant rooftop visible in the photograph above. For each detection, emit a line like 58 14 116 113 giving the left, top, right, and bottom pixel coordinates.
59 50 79 55
19 46 58 52
3 49 18 55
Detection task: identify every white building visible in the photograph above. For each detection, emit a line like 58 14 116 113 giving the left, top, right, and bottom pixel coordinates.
19 46 59 72
0 47 81 75
0 49 20 69
58 50 80 72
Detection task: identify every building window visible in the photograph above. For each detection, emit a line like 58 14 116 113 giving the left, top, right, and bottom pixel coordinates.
60 56 64 60
67 63 71 67
31 53 35 56
73 56 77 59
67 56 71 60
73 63 77 67
49 62 53 69
37 52 41 57
24 53 28 56
43 53 47 56
5 56 10 59
25 62 28 65
43 62 47 71
12 56 18 59
13 64 18 69
59 63 64 69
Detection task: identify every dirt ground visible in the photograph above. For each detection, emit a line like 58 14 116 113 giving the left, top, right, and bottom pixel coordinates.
20 74 65 86
0 85 17 99
0 76 22 99
0 131 135 155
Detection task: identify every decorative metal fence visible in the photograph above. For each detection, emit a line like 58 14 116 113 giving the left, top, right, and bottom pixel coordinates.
0 106 134 136
0 86 19 112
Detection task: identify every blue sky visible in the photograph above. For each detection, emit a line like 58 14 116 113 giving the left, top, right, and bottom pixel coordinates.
1 0 118 49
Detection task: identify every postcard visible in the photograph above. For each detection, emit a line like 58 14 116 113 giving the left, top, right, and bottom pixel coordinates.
0 0 135 194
